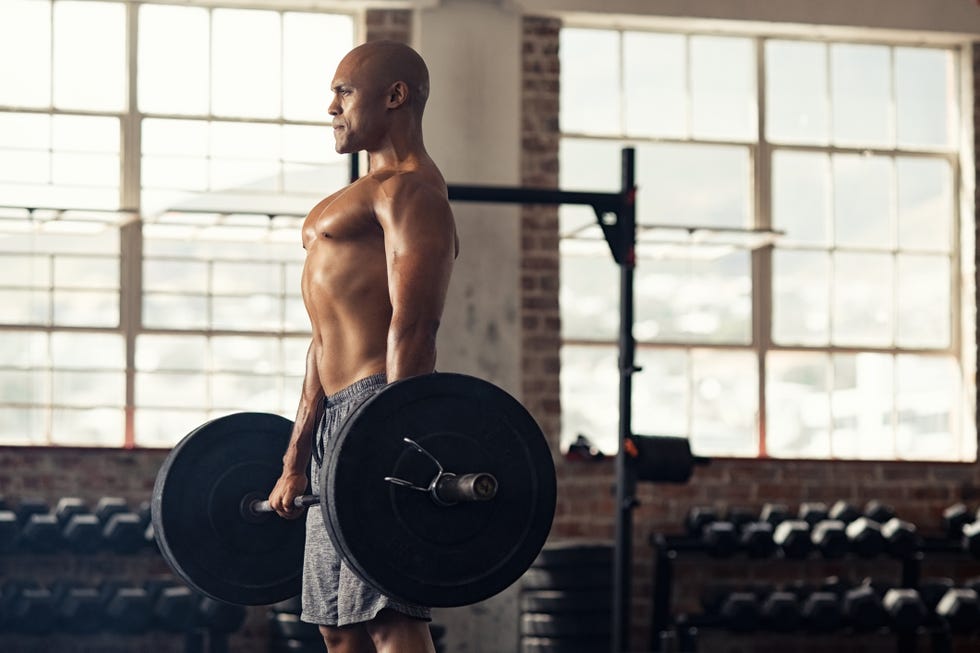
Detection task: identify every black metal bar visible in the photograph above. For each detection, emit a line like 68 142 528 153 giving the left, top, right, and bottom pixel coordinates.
349 152 360 183
612 147 637 653
651 536 675 652
448 184 623 213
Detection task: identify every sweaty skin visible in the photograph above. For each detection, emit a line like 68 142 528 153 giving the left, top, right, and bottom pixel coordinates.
267 40 455 653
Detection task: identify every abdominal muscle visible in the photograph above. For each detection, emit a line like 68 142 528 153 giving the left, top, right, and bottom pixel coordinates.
301 228 392 396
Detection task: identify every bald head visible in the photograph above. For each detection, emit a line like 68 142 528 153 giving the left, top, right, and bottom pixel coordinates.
343 40 430 113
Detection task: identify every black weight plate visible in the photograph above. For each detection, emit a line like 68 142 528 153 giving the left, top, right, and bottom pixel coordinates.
321 373 556 607
152 412 302 606
520 590 611 613
531 541 614 568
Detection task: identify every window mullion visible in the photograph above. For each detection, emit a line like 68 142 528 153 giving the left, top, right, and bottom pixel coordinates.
754 36 772 457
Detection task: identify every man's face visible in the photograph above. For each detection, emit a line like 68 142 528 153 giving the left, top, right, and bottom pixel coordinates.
328 55 387 154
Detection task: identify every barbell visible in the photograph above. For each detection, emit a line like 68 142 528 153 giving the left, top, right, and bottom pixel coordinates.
151 373 557 608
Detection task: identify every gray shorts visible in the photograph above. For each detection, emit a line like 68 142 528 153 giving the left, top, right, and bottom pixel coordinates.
300 373 431 627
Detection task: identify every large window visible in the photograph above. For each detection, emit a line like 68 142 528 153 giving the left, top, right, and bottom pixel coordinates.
559 27 975 461
0 0 355 447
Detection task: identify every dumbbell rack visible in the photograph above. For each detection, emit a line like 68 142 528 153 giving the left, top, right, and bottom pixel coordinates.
649 533 977 653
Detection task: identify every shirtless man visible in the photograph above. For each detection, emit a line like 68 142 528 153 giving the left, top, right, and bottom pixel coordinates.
267 40 457 653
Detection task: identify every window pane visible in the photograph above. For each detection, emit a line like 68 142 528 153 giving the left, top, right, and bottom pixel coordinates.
833 252 892 346
53 290 118 327
633 348 688 437
283 125 339 164
283 13 353 121
51 332 124 369
560 29 620 136
144 259 209 293
772 151 831 246
52 407 123 446
636 249 751 344
53 370 124 407
561 254 619 340
766 40 828 144
142 119 210 157
831 353 894 459
897 254 950 348
690 36 756 141
5 254 51 288
137 372 208 409
139 5 209 115
833 154 893 249
772 250 830 345
54 256 117 289
212 336 280 374
898 157 953 252
560 345 618 452
212 9 281 118
0 331 48 368
691 349 757 456
143 294 208 329
624 32 686 138
212 295 281 331
136 408 209 448
212 261 282 294
53 115 119 153
53 1 126 111
0 408 47 446
0 0 51 107
766 352 830 458
212 373 280 412
895 48 956 149
0 290 49 324
896 355 960 460
638 143 751 228
136 334 207 372
831 44 891 147
0 369 47 404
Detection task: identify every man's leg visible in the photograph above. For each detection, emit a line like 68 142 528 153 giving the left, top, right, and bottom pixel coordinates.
364 609 436 653
319 623 376 653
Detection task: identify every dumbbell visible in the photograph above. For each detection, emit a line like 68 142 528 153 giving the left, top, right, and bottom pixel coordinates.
802 591 842 632
760 591 801 632
881 517 919 559
3 582 57 635
53 581 104 634
684 507 738 557
100 582 153 634
962 520 980 557
798 502 829 527
936 588 980 634
54 497 102 554
811 520 847 559
842 585 887 631
941 503 971 538
760 503 789 527
774 520 812 559
882 588 927 633
845 517 886 558
146 581 198 632
740 521 776 558
0 510 19 553
16 499 61 554
828 500 860 524
719 592 761 632
198 596 247 633
95 497 145 554
864 500 895 524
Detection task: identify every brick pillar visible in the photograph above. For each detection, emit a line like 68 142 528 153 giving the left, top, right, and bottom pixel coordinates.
520 16 562 451
364 9 412 44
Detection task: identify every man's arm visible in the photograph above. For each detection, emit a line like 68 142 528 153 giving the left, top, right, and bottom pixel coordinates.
377 176 457 381
268 339 324 519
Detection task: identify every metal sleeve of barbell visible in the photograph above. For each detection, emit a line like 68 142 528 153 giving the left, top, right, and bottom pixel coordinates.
251 494 320 514
434 473 498 504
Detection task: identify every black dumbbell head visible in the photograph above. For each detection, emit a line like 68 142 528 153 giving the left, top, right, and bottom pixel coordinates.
811 520 847 559
942 503 971 539
94 497 128 524
798 502 829 527
740 521 776 558
761 591 801 632
15 498 49 525
720 592 761 633
703 521 738 558
0 510 19 554
102 512 144 554
21 513 61 553
63 514 102 554
685 506 717 537
843 585 887 631
882 518 919 559
883 588 927 633
774 520 812 559
802 592 842 633
54 497 89 527
829 500 860 524
845 517 885 558
936 588 980 634
760 503 789 527
864 500 895 524
104 587 153 634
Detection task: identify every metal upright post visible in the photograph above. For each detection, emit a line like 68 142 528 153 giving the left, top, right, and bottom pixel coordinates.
612 147 637 653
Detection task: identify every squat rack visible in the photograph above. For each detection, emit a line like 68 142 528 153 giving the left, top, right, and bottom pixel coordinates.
438 148 640 653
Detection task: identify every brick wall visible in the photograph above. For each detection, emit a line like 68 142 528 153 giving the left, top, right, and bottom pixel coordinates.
365 8 412 43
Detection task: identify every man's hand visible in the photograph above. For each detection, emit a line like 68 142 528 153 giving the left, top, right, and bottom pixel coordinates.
268 472 310 520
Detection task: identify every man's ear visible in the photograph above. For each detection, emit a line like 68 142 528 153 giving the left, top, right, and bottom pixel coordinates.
386 81 409 109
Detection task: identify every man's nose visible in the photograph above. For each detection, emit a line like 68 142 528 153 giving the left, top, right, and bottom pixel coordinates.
328 97 340 116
